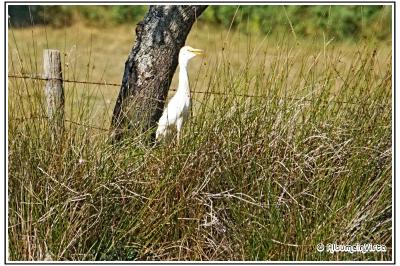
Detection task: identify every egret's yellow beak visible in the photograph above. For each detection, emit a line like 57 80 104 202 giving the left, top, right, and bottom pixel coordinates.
190 48 205 56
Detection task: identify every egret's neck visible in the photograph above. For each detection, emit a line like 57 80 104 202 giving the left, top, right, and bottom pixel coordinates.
177 61 190 97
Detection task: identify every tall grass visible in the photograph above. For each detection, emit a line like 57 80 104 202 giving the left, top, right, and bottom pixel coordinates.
8 21 392 260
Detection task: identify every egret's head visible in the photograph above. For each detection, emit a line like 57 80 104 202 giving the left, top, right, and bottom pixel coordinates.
179 46 204 65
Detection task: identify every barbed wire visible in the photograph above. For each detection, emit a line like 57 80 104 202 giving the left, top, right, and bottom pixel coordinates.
8 71 391 133
8 73 391 107
8 74 122 87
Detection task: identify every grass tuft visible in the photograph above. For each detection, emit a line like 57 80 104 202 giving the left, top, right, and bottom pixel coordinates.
8 22 392 261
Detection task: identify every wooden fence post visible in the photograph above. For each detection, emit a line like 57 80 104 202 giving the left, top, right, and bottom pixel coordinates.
43 49 64 141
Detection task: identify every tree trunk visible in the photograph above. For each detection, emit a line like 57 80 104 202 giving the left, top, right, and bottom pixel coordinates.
110 5 207 142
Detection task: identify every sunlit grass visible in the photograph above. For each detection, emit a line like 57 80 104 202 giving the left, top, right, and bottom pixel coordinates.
8 21 392 261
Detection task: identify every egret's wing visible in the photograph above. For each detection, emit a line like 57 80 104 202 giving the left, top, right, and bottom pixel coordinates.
158 98 180 127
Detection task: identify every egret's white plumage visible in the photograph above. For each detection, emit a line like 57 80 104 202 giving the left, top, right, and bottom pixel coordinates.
156 46 204 142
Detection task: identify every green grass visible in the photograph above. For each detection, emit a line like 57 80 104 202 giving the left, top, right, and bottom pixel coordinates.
9 5 392 42
8 20 392 261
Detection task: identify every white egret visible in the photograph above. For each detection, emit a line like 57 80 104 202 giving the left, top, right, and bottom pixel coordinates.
156 46 204 142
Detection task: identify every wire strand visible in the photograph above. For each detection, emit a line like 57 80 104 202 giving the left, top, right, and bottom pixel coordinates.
8 73 391 107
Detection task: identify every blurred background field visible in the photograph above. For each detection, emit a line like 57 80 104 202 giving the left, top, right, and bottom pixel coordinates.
8 5 392 41
7 5 392 261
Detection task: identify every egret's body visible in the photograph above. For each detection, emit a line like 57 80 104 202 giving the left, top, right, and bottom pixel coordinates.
156 46 203 142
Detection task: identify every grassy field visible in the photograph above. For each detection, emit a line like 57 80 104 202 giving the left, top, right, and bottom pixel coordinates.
8 19 392 261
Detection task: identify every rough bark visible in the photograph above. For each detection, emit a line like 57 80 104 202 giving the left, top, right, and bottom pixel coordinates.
110 5 208 142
